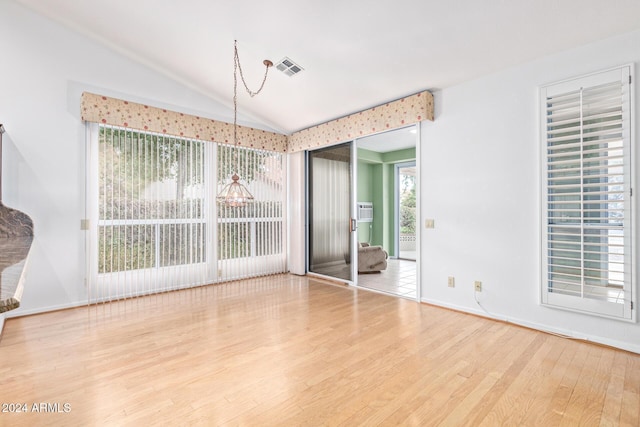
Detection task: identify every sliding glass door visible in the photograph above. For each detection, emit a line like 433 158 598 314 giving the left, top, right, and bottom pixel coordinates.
307 142 357 283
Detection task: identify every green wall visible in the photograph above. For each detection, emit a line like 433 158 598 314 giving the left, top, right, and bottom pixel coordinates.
356 147 416 257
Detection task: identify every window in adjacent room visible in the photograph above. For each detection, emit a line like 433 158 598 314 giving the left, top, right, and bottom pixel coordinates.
540 65 635 321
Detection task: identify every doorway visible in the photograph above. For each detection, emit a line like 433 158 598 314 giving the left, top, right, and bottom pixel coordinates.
354 126 419 299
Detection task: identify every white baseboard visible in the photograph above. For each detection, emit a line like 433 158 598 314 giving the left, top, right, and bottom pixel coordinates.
6 301 89 318
421 297 640 355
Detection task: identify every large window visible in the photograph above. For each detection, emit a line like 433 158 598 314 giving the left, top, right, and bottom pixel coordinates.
87 124 286 301
91 125 209 300
540 66 634 320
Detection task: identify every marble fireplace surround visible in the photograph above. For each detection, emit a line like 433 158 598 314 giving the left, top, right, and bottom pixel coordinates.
0 124 34 314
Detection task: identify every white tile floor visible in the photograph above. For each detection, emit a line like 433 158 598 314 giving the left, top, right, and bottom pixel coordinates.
357 258 417 299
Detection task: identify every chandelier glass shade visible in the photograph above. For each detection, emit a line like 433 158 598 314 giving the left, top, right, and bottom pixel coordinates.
216 173 255 207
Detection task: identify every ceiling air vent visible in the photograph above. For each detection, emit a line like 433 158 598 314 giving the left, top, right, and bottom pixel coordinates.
275 57 304 77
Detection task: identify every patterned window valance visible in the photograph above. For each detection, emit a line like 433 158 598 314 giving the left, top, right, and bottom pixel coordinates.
80 92 289 153
288 91 433 152
81 90 434 154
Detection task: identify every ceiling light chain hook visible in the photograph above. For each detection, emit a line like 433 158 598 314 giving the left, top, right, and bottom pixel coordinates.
234 40 272 98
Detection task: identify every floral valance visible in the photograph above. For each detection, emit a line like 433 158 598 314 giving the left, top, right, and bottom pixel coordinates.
80 92 289 153
288 91 433 152
81 90 434 154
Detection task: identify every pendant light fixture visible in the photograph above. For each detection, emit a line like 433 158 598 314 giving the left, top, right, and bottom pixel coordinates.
216 40 273 207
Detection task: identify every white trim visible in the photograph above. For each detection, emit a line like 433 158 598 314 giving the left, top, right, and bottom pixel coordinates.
86 122 100 305
6 300 90 318
394 160 417 261
630 62 637 323
421 297 640 354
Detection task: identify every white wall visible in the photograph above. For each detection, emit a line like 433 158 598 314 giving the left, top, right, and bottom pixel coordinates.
421 29 640 353
287 151 306 275
0 1 271 316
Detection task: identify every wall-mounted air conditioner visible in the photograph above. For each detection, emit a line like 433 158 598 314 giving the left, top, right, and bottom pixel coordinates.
357 202 373 222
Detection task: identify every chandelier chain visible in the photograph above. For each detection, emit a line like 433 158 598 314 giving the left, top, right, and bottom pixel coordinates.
233 40 272 171
234 41 271 97
217 40 270 206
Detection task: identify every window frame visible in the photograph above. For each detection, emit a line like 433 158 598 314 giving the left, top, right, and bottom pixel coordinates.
539 65 636 322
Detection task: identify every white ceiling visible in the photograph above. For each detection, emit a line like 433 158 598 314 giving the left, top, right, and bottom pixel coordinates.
358 126 417 153
15 0 640 134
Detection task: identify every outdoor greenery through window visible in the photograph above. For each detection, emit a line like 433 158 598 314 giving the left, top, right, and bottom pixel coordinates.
399 171 416 235
216 144 286 279
98 126 206 274
398 163 416 260
93 124 287 299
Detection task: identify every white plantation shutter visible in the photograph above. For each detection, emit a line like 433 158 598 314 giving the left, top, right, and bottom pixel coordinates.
541 66 634 320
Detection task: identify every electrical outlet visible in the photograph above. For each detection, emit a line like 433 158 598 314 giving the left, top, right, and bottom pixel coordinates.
448 276 455 288
474 281 482 292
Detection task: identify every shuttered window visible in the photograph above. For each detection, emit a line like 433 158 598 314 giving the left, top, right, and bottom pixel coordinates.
541 66 634 320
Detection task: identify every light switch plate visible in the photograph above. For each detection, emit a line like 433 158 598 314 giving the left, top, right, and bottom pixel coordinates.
425 219 435 229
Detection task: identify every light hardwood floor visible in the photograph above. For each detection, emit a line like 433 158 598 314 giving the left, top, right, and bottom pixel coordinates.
0 274 639 426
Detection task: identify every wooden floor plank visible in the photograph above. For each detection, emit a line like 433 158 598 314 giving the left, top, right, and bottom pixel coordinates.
0 274 638 426
559 345 605 426
599 350 627 426
500 336 570 426
620 353 640 426
518 338 577 426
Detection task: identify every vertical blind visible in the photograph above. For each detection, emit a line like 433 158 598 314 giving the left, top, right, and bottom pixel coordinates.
541 67 633 319
309 153 350 269
216 143 286 281
89 124 286 302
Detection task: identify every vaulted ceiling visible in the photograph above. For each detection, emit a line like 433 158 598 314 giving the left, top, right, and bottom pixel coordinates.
15 0 640 134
